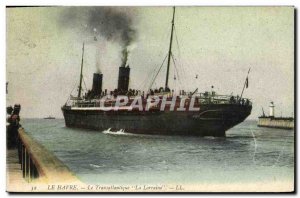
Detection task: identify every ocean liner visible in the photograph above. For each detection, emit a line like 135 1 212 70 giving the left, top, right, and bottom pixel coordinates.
62 7 252 136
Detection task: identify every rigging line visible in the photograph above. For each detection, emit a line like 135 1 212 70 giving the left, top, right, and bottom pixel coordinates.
174 26 182 56
82 76 88 91
174 27 196 80
148 55 168 90
140 72 153 91
172 64 180 92
171 53 183 90
178 25 202 89
148 53 168 90
138 52 169 91
144 68 159 90
139 22 171 91
65 79 78 104
139 61 163 91
138 75 148 91
146 53 168 90
174 26 188 88
172 53 183 91
138 61 162 91
171 52 180 81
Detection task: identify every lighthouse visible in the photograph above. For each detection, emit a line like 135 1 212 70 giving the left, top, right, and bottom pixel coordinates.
269 102 275 117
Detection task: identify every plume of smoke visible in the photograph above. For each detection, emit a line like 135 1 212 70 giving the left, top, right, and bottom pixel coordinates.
121 48 128 67
59 7 136 67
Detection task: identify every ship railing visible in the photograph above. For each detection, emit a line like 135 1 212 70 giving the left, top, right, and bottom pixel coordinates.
69 93 251 108
195 93 251 105
73 104 97 108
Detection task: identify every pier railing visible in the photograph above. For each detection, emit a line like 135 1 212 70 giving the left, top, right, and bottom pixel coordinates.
17 128 79 183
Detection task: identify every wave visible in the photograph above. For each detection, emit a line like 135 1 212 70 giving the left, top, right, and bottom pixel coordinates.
102 128 133 136
89 164 104 168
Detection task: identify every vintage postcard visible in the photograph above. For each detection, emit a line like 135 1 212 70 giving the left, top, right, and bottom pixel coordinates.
6 6 295 192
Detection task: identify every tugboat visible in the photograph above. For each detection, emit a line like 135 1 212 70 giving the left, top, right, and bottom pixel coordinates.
61 7 252 136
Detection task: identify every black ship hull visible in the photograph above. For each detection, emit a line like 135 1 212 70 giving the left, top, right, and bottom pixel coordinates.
62 104 252 137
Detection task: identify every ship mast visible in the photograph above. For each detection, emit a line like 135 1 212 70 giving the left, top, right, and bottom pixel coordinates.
165 7 176 91
78 43 85 99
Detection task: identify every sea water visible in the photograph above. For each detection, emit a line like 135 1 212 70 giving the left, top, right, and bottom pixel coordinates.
22 119 294 185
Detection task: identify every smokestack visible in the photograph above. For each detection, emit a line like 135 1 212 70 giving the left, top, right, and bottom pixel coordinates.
117 65 130 93
92 73 103 96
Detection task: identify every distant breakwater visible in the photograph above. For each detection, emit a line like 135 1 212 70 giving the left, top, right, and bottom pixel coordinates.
257 117 294 130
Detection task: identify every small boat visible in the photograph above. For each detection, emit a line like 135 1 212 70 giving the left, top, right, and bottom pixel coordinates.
44 116 55 119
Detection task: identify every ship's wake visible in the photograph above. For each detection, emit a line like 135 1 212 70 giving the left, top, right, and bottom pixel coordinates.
102 128 133 136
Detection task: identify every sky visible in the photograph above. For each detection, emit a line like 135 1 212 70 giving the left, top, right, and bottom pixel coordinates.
6 6 294 119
